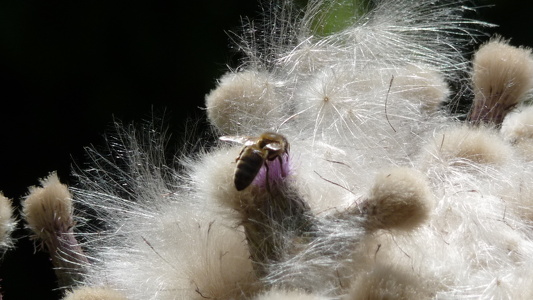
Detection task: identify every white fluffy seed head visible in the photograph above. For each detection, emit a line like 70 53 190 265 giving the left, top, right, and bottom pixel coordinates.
190 146 245 212
502 106 533 141
360 167 433 231
292 66 368 142
22 172 73 241
254 289 330 300
81 204 258 299
423 125 513 168
178 220 257 299
0 193 15 250
501 106 533 160
205 70 283 135
346 264 433 300
469 38 533 125
500 181 533 224
62 286 127 300
290 63 450 164
391 64 451 114
473 38 533 102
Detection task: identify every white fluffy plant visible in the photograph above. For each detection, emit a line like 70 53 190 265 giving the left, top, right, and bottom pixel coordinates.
0 193 16 252
62 0 533 299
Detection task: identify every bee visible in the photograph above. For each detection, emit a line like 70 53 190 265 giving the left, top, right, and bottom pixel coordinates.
220 132 289 191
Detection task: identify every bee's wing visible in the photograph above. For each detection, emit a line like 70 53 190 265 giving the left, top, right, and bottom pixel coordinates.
219 135 256 146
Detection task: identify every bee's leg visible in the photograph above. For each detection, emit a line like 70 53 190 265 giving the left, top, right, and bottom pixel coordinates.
235 146 246 162
264 162 271 193
277 155 286 177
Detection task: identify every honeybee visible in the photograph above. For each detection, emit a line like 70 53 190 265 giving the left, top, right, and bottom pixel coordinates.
220 132 289 191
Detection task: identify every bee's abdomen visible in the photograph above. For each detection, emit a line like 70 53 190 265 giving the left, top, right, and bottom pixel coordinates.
234 151 264 191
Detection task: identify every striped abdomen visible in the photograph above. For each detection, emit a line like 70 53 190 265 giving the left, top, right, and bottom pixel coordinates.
234 148 266 191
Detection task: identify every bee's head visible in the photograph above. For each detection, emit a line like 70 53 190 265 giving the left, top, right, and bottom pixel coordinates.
258 132 289 159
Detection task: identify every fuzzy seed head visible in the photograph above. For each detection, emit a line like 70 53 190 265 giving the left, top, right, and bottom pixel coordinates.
360 167 432 231
23 172 73 241
192 146 248 212
294 67 367 138
62 286 127 300
423 126 512 168
205 70 282 135
502 106 533 142
179 221 258 299
347 265 432 300
501 106 533 160
469 38 533 125
0 193 16 250
255 289 330 300
392 64 450 114
501 184 533 223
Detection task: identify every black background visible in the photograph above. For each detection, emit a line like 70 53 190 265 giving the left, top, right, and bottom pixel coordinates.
0 0 530 299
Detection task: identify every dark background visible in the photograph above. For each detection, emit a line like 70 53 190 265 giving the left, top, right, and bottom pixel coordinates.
0 0 529 299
